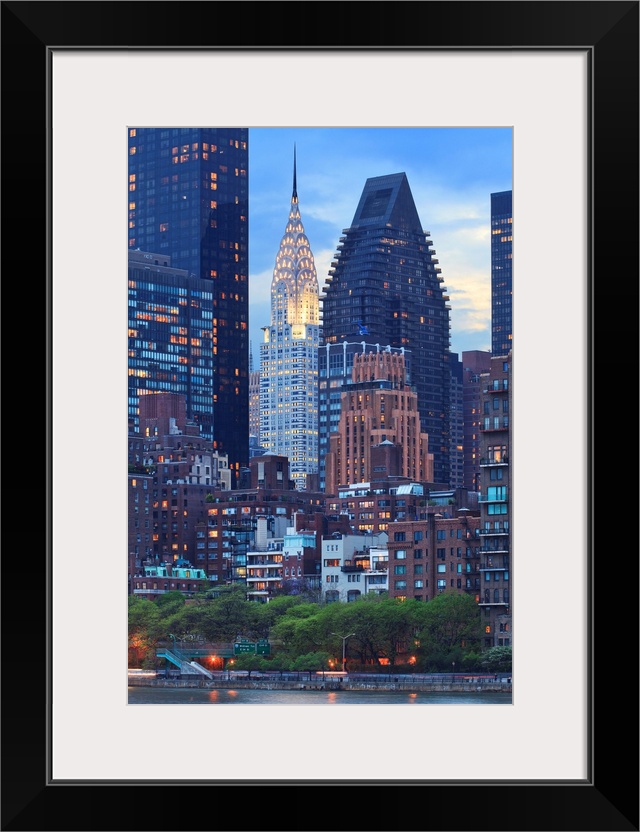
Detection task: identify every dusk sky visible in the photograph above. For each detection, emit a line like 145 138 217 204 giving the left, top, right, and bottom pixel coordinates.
248 127 513 363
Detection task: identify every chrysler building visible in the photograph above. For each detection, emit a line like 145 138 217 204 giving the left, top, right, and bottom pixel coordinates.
259 149 319 490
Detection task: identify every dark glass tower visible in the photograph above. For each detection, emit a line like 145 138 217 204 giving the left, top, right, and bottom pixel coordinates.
128 250 214 437
490 190 513 356
321 173 452 485
128 128 249 481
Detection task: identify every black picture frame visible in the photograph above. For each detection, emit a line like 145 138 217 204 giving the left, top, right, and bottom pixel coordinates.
2 2 638 830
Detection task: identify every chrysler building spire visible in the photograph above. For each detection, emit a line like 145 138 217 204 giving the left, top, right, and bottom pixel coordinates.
292 143 298 201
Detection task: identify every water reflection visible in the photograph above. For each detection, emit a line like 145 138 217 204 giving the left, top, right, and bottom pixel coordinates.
129 687 511 706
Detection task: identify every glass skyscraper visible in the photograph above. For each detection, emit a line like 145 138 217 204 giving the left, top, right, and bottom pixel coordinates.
321 173 452 485
128 251 215 437
127 128 249 481
490 190 513 356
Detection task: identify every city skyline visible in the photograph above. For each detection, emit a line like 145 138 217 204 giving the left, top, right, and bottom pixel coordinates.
248 127 513 361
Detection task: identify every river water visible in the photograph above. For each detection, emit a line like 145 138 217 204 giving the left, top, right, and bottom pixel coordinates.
128 687 511 705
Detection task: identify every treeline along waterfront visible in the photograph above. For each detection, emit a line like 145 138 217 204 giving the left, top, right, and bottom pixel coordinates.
129 586 513 682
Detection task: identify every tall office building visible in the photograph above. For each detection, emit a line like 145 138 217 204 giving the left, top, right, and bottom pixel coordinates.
259 152 320 491
318 340 410 492
324 348 433 496
449 354 464 490
321 173 452 485
460 350 492 492
128 128 249 483
128 250 216 437
490 190 513 356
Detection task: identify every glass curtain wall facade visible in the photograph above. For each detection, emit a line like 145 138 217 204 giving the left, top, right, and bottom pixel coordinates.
321 173 452 485
128 251 215 437
128 128 249 482
490 190 513 357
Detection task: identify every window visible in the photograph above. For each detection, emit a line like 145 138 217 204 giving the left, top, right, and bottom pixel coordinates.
393 531 406 542
394 580 407 589
414 580 423 589
413 549 423 559
394 565 406 575
437 579 446 588
437 564 446 573
395 550 407 559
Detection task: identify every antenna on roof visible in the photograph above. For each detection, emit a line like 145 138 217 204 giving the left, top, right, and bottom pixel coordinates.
292 144 297 200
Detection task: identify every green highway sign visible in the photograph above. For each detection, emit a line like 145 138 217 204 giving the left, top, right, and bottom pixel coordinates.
234 641 256 655
256 641 271 655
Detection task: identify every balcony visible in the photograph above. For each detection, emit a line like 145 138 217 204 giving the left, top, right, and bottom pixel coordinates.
479 561 508 570
479 457 509 466
479 546 509 555
478 493 508 503
478 528 509 536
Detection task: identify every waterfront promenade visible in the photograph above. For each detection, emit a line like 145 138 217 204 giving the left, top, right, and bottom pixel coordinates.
129 671 511 694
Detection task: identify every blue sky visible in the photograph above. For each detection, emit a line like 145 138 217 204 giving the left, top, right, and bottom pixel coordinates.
248 127 512 362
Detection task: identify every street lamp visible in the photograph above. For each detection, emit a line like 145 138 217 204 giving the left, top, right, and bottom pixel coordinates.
331 632 355 673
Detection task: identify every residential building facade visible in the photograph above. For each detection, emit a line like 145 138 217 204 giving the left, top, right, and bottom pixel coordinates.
386 509 482 602
478 352 512 647
321 532 389 604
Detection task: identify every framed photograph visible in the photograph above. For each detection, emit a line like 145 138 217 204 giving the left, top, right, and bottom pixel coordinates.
3 2 637 830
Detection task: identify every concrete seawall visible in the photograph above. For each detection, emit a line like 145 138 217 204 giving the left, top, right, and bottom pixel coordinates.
129 676 511 693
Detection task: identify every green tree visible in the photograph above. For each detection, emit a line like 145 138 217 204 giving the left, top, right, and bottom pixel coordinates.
155 590 186 615
480 645 512 673
415 592 482 671
269 606 325 661
290 651 331 679
128 596 162 667
232 653 268 678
